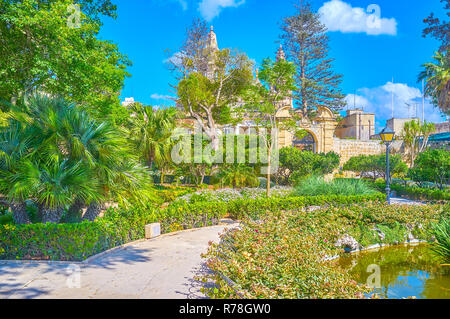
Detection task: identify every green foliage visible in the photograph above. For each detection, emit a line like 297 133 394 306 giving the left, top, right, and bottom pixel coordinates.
280 1 346 115
343 154 408 181
401 119 436 165
373 181 450 201
215 165 259 189
432 218 450 264
202 203 447 299
294 176 379 196
277 148 340 185
409 148 450 190
125 104 178 172
0 0 131 122
226 194 385 220
418 51 449 115
0 95 152 223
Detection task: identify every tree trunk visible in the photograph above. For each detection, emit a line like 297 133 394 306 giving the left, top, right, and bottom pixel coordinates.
267 149 272 197
211 134 220 151
67 199 84 221
82 202 104 222
41 207 64 224
10 202 31 225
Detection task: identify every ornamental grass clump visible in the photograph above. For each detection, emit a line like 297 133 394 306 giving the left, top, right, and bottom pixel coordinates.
295 176 379 196
432 218 450 264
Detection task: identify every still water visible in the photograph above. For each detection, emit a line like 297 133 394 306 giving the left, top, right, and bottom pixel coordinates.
336 244 450 299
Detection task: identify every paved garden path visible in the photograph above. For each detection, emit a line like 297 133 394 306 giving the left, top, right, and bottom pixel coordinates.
0 222 238 299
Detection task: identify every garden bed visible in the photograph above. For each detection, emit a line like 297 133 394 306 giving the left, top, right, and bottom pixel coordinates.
201 202 449 299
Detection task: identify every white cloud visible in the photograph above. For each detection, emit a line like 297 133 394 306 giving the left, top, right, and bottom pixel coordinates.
198 0 246 21
151 93 175 101
344 82 446 131
318 0 397 36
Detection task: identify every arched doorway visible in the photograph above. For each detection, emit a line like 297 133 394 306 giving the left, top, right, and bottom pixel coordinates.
293 131 317 153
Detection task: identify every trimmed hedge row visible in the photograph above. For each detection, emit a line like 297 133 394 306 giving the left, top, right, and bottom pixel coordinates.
0 194 385 261
373 182 450 201
227 194 386 219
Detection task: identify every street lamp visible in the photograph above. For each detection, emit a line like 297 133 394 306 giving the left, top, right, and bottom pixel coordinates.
380 126 395 204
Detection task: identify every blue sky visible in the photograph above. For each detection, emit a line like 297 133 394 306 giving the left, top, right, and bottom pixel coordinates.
99 0 448 131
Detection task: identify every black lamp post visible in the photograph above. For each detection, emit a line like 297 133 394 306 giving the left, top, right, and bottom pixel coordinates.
380 126 395 204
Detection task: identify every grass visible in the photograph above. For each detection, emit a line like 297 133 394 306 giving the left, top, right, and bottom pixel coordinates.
294 176 380 196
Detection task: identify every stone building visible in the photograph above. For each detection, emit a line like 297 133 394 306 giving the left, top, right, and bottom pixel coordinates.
335 109 375 141
386 118 420 136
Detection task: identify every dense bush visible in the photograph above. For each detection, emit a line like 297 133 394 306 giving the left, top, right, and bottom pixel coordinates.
226 194 385 220
276 148 340 185
373 181 450 201
409 148 450 190
343 154 408 181
294 176 379 196
202 203 449 299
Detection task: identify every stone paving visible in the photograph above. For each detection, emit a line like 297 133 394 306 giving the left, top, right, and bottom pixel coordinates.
0 222 238 299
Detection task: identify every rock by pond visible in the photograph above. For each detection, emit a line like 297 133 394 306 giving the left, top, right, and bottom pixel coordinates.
335 244 450 299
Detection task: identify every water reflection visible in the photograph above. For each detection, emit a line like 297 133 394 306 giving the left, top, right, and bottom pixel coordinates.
336 244 450 299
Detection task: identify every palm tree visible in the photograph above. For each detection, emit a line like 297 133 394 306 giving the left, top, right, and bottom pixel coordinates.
401 119 435 166
217 165 259 189
419 51 450 115
0 121 36 224
127 104 178 170
0 95 151 223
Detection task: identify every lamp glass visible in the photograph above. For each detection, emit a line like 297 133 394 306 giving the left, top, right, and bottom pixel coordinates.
380 128 395 143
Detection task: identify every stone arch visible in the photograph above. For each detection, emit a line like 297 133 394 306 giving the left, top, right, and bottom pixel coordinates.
293 129 319 153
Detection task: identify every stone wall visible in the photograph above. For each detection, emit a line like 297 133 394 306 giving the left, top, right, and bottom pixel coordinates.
332 138 384 165
332 138 404 166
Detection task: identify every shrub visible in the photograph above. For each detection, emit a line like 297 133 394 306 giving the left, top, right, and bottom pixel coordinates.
409 148 450 190
373 181 450 201
343 154 408 181
294 176 379 196
202 203 448 299
277 148 340 185
226 194 385 220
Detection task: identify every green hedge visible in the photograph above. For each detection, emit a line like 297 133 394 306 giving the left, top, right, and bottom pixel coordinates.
227 194 386 219
0 194 385 261
0 202 227 261
373 182 450 201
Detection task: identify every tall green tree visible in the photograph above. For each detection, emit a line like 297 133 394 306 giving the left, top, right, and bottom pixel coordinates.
280 1 346 116
0 0 131 123
244 58 298 196
172 19 254 151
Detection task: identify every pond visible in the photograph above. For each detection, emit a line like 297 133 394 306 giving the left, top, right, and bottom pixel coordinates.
336 244 450 299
